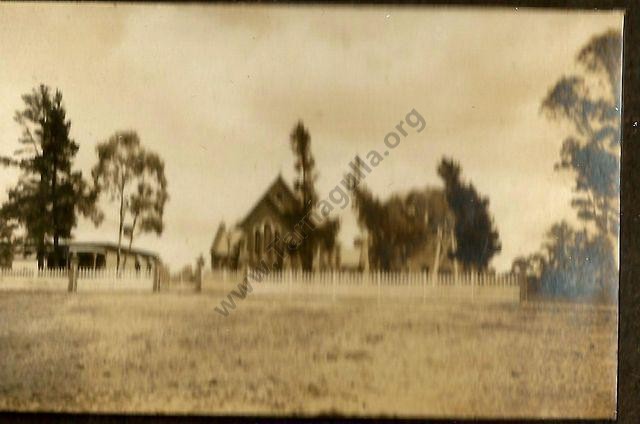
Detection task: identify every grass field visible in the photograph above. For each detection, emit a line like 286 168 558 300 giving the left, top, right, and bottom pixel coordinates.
0 290 617 418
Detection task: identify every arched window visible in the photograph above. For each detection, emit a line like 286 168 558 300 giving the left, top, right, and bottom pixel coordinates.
273 229 282 269
254 228 262 256
264 223 273 253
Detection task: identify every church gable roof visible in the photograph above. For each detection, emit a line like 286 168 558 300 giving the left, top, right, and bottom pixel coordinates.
239 175 299 229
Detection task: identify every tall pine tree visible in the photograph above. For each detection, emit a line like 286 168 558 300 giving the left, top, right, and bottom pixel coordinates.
288 121 339 271
0 84 100 268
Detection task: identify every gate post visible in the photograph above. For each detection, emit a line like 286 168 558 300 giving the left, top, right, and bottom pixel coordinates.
68 255 78 293
152 263 160 293
195 263 202 293
519 274 527 303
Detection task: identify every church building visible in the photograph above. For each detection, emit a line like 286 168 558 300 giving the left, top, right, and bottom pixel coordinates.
210 175 338 271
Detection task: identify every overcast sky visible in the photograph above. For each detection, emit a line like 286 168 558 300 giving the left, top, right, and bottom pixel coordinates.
0 3 623 271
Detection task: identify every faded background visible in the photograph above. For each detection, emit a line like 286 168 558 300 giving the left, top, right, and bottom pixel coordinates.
0 4 623 270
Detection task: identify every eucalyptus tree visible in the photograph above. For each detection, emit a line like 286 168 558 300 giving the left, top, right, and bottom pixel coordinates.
511 30 621 301
542 29 621 241
523 29 623 301
92 131 168 271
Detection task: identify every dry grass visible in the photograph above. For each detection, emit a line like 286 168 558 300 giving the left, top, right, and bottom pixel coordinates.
0 290 617 418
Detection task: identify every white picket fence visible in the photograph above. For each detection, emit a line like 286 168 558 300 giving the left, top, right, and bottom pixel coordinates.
202 269 523 303
0 268 154 292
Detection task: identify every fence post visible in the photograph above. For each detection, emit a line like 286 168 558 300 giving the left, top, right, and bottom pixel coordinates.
68 256 78 293
194 263 202 293
153 264 159 293
518 274 526 303
67 266 75 293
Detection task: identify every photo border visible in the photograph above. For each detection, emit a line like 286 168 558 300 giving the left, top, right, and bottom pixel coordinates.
0 0 637 422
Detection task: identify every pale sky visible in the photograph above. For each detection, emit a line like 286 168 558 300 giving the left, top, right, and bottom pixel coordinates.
0 3 623 271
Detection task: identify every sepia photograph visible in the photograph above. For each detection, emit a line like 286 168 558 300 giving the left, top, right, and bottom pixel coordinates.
0 2 623 419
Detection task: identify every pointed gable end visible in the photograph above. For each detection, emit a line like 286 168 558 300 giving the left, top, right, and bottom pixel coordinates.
239 174 300 230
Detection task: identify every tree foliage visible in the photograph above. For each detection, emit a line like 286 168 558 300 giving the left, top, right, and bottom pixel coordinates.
512 222 616 301
288 121 339 271
290 121 318 210
437 158 501 271
92 131 168 271
350 156 438 271
0 84 100 267
541 29 621 239
0 211 17 267
514 30 621 302
351 182 431 271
